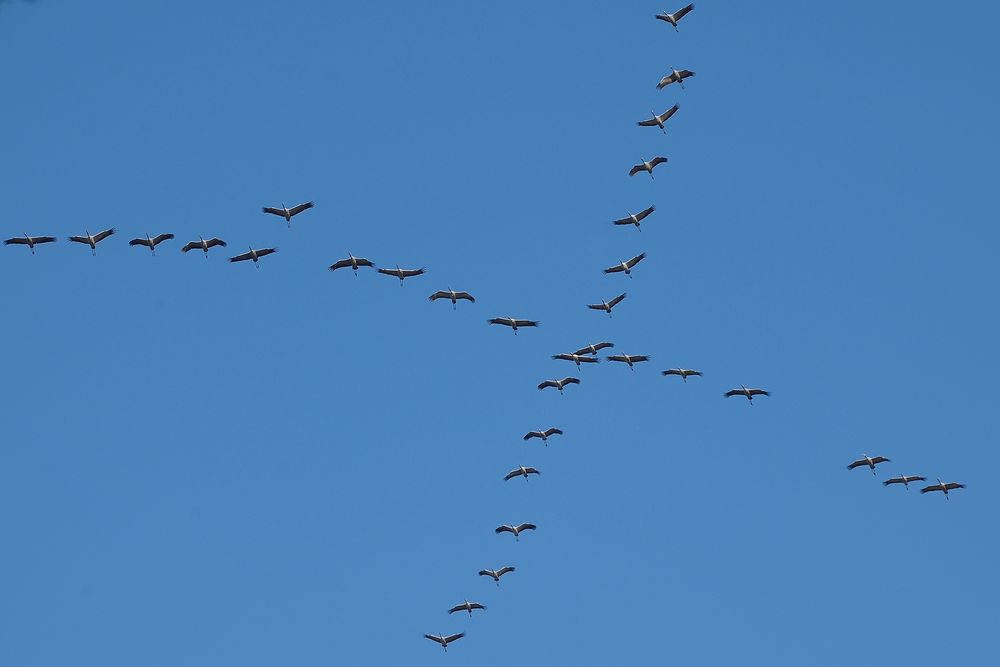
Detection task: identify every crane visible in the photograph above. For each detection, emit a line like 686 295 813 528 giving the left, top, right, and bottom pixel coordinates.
505 466 541 481
4 234 56 254
657 66 695 90
552 353 600 368
495 523 536 541
603 253 646 277
488 317 539 334
724 385 770 403
920 479 966 498
655 4 695 30
662 368 703 382
613 205 656 230
607 354 650 370
424 632 464 652
128 233 175 256
574 341 614 356
629 157 668 178
637 105 679 134
68 228 116 255
523 428 563 445
478 566 515 585
448 600 486 616
588 292 627 316
262 201 314 227
883 474 927 491
328 254 375 274
429 289 476 309
377 265 426 285
847 455 890 476
181 237 227 257
229 247 277 267
537 377 580 394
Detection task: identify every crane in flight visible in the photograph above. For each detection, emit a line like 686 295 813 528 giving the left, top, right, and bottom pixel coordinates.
637 105 679 134
181 237 227 257
424 632 464 652
588 293 627 317
847 454 890 476
488 317 539 335
657 66 695 90
523 428 563 445
262 201 314 227
552 353 600 368
724 385 770 404
495 523 537 541
604 253 647 278
883 474 927 491
429 289 476 309
377 265 426 285
4 234 56 254
662 368 703 382
128 233 175 256
504 466 541 481
328 254 375 274
68 228 116 255
229 247 277 267
612 205 656 230
537 377 580 394
478 566 515 586
920 479 966 499
655 4 695 31
629 157 668 179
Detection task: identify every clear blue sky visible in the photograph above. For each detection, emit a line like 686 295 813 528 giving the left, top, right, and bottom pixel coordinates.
1 1 997 664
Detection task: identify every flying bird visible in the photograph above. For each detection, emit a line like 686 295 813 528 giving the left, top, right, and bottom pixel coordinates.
448 600 486 616
181 237 227 257
4 234 56 254
655 3 695 30
574 342 614 356
883 475 927 491
262 201 314 227
495 523 536 541
377 265 426 285
656 66 695 90
662 368 703 382
629 157 668 179
588 293 627 316
488 317 539 335
68 228 116 255
847 454 890 476
552 353 600 368
604 253 647 277
229 246 277 267
613 205 656 230
920 479 966 499
607 354 650 370
128 233 175 256
478 566 515 585
523 428 563 445
328 254 375 274
429 289 476 309
505 466 541 481
724 385 770 403
537 377 580 394
424 632 464 652
637 105 679 134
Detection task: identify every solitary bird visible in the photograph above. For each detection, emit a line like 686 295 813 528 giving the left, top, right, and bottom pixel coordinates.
920 479 966 499
608 354 650 370
429 289 476 309
574 341 614 356
229 246 277 267
724 385 770 403
629 157 668 178
604 253 647 277
424 632 464 652
588 293 627 317
181 236 227 257
538 377 580 394
523 428 563 444
328 254 375 274
262 201 314 227
448 600 486 616
847 454 890 476
495 523 536 541
4 234 56 254
637 105 679 134
613 206 656 230
488 316 539 334
505 466 541 481
128 233 174 256
656 66 695 90
552 353 600 368
377 265 426 285
478 566 515 586
68 228 116 255
655 3 695 30
883 474 927 491
662 368 703 382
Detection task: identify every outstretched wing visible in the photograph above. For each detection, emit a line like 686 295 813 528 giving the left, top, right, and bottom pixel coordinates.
648 157 668 170
129 238 151 247
883 477 903 486
656 73 677 89
377 268 403 278
329 259 354 271
512 319 539 328
678 69 696 79
626 252 647 268
846 459 866 470
495 525 514 534
604 263 625 274
630 355 650 363
287 201 314 216
496 566 515 577
68 236 90 244
399 268 426 278
489 317 512 326
4 237 29 245
256 248 277 258
658 105 680 123
919 484 940 494
628 164 646 176
724 389 744 398
869 456 889 465
748 389 770 397
543 428 563 437
454 291 475 302
945 482 965 491
93 228 116 243
229 251 254 263
262 207 285 217
662 369 682 376
608 293 627 308
515 523 537 532
504 470 521 481
634 205 656 222
637 117 660 127
428 291 449 301
561 377 580 385
673 4 695 21
181 242 197 253
424 634 444 644
443 633 465 644
205 238 227 248
152 233 174 246
608 355 627 363
537 381 557 390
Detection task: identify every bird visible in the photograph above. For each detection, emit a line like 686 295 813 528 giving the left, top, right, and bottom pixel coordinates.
523 428 563 445
495 523 536 541
128 233 175 256
488 317 539 335
920 479 966 499
537 377 580 394
607 354 650 370
262 201 314 227
847 455 890 476
424 632 464 652
655 3 695 30
552 353 600 368
724 385 770 403
637 105 679 134
656 66 695 90
662 368 703 382
629 157 668 179
574 342 614 356
612 206 656 230
229 246 277 267
4 234 56 254
328 254 375 274
883 474 927 491
505 466 541 481
429 289 476 309
68 228 116 255
377 265 425 285
603 253 647 278
588 293 627 317
478 566 515 586
448 600 486 616
181 236 227 257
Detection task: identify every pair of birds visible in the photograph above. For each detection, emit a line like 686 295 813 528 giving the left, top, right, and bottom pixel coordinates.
327 255 430 285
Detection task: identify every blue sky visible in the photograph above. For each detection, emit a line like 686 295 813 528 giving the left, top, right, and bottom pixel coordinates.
1 1 997 664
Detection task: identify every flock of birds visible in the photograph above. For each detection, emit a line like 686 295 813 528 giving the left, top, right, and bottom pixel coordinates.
6 4 967 653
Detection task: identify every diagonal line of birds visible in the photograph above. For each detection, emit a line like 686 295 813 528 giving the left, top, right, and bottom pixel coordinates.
4 4 967 653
